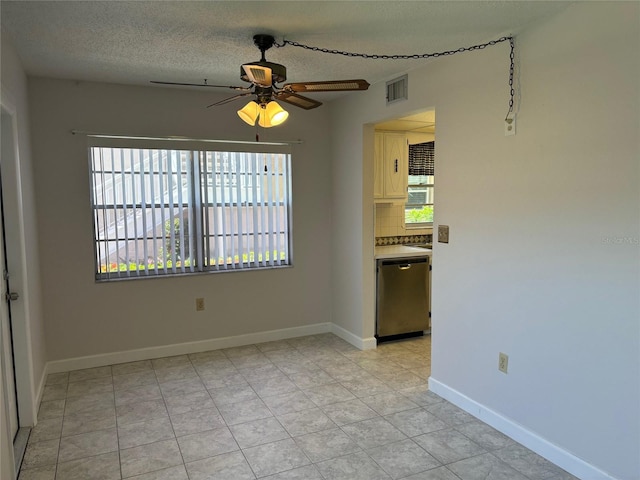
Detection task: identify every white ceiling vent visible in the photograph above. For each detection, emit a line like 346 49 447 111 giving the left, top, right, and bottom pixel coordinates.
386 75 408 104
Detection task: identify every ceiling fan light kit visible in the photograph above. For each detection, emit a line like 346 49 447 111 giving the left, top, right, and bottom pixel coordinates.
237 99 289 128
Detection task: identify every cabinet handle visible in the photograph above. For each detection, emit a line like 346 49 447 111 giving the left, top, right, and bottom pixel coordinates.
394 159 398 173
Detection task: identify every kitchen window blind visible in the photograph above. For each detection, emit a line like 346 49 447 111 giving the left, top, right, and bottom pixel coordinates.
89 142 292 281
408 141 435 176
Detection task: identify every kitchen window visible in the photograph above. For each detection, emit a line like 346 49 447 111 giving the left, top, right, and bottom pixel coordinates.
89 139 292 281
405 141 434 226
405 174 434 225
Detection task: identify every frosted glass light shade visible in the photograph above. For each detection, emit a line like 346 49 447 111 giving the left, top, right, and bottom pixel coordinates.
264 101 289 126
257 101 288 128
257 106 272 128
237 101 260 125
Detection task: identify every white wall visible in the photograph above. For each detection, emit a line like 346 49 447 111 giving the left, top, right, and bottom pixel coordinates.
28 78 333 362
330 3 639 479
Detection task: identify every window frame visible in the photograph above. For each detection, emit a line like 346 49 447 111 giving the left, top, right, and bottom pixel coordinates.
405 174 434 229
88 137 293 281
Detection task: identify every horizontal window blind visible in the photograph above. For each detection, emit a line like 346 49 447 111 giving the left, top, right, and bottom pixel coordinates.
90 144 292 280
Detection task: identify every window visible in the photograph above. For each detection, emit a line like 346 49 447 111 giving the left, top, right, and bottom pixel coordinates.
405 141 434 226
90 141 292 280
405 174 434 225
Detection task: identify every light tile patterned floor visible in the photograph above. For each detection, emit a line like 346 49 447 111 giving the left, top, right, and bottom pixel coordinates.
19 333 578 480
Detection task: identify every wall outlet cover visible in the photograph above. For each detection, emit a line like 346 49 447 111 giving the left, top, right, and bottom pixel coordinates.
438 225 449 243
195 298 205 311
499 352 509 373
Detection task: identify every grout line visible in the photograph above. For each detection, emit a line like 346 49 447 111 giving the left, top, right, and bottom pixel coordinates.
23 335 534 480
51 376 70 478
153 360 186 479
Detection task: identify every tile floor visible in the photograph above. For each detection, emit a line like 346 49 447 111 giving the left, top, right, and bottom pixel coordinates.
19 333 578 480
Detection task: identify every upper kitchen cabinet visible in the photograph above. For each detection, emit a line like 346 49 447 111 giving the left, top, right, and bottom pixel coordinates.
374 132 408 202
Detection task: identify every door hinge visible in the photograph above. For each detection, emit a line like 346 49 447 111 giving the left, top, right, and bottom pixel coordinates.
5 292 19 302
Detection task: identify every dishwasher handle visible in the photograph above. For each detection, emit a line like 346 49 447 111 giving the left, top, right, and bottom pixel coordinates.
378 257 428 269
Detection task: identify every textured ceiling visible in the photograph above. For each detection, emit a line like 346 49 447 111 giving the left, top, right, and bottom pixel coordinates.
2 0 570 98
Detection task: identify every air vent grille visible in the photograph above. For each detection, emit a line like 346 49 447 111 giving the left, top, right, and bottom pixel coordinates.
386 75 408 104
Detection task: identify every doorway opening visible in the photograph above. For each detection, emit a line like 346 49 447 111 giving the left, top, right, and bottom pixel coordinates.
370 109 436 356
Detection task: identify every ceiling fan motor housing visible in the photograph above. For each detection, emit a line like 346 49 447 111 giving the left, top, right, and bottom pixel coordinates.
240 61 287 84
240 34 287 84
153 32 368 112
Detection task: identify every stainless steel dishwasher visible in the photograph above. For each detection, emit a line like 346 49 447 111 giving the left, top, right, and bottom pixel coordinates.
376 256 430 340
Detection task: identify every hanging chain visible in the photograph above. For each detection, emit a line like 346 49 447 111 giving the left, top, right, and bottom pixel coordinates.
275 36 512 60
506 36 515 120
276 35 516 120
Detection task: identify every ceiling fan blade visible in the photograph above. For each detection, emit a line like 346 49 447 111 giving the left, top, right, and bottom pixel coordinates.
283 79 370 93
206 92 253 108
150 80 250 91
275 92 322 110
241 64 272 87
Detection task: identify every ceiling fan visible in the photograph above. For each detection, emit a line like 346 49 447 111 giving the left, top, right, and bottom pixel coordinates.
151 34 370 127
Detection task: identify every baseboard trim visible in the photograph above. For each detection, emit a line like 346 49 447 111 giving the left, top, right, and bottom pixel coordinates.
330 324 376 350
46 322 332 374
428 377 618 480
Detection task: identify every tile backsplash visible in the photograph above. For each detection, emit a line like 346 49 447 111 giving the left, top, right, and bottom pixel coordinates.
375 203 432 241
375 234 432 246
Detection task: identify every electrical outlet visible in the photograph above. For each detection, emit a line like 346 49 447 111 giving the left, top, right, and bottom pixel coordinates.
498 352 509 374
195 298 205 311
438 225 449 244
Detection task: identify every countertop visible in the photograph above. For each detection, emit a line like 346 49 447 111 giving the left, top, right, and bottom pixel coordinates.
374 245 432 260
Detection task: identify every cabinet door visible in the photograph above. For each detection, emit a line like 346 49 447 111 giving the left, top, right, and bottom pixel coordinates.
383 133 407 198
373 133 384 198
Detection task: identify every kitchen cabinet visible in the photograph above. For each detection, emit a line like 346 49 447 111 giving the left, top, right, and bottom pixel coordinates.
374 132 408 201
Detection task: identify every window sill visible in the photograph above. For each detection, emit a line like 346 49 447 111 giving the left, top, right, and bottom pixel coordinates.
404 224 433 232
